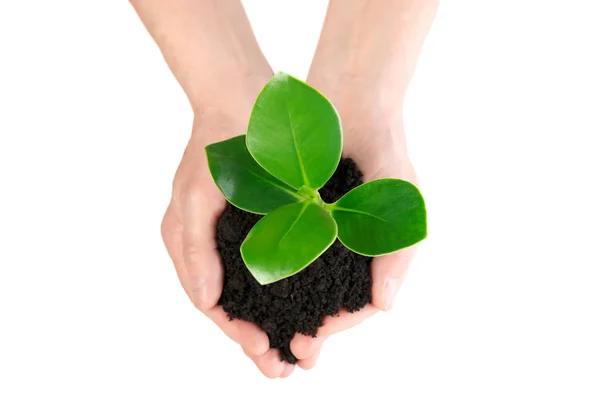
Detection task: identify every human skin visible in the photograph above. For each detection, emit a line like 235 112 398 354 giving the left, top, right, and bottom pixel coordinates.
289 0 439 363
131 0 438 378
130 0 290 378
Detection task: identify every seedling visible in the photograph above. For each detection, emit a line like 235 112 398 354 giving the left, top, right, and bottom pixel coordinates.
206 72 427 285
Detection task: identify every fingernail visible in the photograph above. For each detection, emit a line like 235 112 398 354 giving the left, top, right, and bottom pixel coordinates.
384 279 399 310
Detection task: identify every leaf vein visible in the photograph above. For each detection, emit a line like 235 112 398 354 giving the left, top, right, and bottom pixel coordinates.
277 202 309 247
285 87 310 187
333 206 390 224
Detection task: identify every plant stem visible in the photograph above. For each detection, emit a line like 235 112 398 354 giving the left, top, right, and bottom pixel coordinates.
298 185 325 208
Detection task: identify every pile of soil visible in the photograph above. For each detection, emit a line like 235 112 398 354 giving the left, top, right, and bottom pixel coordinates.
216 158 372 363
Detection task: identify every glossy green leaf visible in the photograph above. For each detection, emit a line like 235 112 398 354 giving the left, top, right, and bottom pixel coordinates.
205 135 300 214
331 179 427 256
241 201 337 285
247 72 342 190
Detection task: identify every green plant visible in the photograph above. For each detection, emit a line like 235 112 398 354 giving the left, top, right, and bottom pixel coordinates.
206 72 427 285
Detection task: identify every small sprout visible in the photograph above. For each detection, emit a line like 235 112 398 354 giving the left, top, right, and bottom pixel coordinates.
206 72 427 285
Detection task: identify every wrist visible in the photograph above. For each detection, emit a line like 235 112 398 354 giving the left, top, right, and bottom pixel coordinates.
308 72 406 126
189 71 270 147
307 0 439 119
189 70 271 122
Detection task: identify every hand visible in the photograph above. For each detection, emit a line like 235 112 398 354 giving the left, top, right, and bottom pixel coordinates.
161 99 297 379
131 0 293 378
161 88 418 377
289 81 421 367
287 0 437 370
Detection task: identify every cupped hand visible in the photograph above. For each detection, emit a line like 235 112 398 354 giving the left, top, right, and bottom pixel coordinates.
160 79 421 377
161 102 295 378
290 102 421 368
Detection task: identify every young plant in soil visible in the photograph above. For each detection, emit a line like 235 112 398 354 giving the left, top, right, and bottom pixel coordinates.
207 72 426 283
206 72 427 362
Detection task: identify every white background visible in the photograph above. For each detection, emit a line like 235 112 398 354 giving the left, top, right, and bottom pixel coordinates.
1 1 599 412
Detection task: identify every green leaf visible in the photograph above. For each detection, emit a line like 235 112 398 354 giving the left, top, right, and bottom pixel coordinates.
247 72 342 190
205 135 300 214
241 201 337 285
331 179 427 256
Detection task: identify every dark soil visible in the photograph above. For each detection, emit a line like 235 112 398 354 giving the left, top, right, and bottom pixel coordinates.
216 158 372 364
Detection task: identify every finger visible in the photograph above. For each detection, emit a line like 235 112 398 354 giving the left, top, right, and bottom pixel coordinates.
290 305 378 358
317 304 379 337
206 306 269 356
244 348 286 379
161 202 190 295
162 203 269 356
371 245 418 311
280 362 295 378
297 343 323 370
181 187 223 310
290 334 325 360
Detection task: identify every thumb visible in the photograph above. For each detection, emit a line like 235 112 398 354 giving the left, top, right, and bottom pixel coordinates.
181 187 224 311
371 245 418 311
